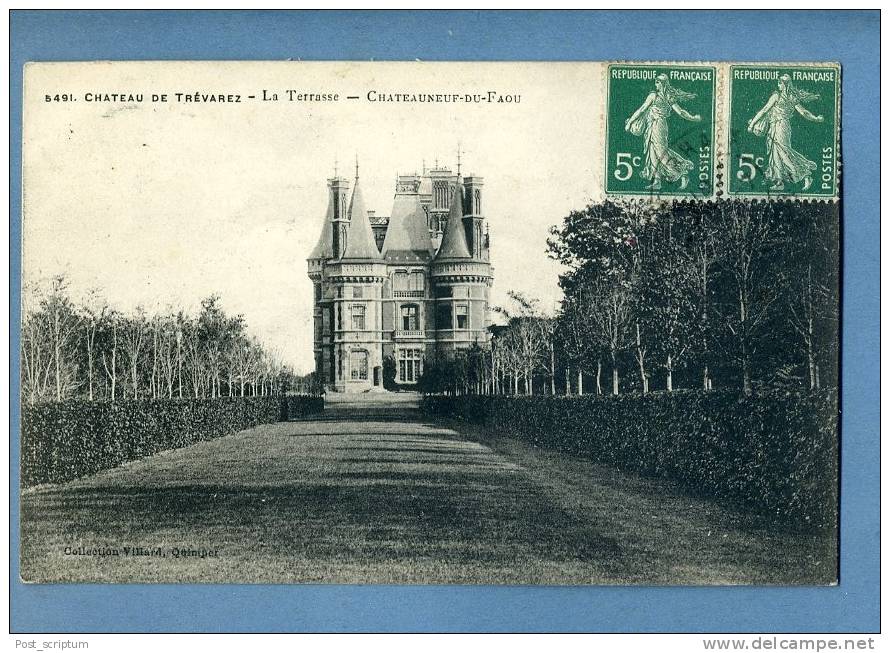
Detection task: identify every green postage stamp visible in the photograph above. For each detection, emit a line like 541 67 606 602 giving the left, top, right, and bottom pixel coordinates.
728 64 840 198
605 64 717 198
604 62 840 201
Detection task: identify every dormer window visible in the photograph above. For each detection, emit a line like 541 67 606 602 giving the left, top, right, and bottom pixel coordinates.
393 270 408 292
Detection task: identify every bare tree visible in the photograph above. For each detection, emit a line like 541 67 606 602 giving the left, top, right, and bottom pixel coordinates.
100 308 121 401
494 292 549 395
183 318 205 398
43 275 81 400
81 289 109 401
21 281 52 403
122 308 147 399
20 276 301 403
152 314 178 398
496 330 525 395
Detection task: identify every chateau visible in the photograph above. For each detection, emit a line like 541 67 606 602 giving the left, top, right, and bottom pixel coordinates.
307 161 493 392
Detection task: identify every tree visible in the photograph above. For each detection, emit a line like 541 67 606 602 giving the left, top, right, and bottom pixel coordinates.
41 276 82 401
548 200 649 394
183 317 206 398
684 204 722 390
616 201 657 393
547 197 838 395
588 276 633 395
557 277 600 395
151 314 178 399
81 289 109 401
21 280 52 403
100 308 121 401
20 276 298 403
786 203 839 390
494 292 549 395
714 200 786 394
122 308 147 399
642 214 698 391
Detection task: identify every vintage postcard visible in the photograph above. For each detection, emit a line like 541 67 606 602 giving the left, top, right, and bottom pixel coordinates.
20 61 839 585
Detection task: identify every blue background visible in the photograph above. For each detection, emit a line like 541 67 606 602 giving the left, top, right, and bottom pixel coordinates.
9 10 880 633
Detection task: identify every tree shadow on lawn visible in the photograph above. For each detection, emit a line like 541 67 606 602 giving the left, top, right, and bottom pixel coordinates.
278 427 451 438
338 457 517 468
291 412 428 424
350 437 467 445
333 446 487 455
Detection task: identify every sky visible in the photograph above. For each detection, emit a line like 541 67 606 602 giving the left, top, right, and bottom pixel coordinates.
23 62 604 373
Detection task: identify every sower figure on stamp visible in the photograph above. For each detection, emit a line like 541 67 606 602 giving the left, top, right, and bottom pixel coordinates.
624 73 701 191
747 73 824 192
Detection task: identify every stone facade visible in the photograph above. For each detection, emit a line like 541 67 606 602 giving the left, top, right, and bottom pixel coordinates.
307 164 493 393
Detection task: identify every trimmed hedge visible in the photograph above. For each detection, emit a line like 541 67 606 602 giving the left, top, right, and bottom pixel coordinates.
280 394 325 420
422 390 838 530
22 395 323 486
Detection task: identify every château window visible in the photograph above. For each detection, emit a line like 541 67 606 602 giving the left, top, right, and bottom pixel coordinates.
314 283 321 302
401 304 419 331
409 271 424 292
436 303 453 330
434 181 449 209
398 349 423 383
351 305 366 330
456 304 469 329
350 350 369 381
353 286 363 299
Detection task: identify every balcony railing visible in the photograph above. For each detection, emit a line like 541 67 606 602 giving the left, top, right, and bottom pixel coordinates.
393 290 425 298
394 329 425 339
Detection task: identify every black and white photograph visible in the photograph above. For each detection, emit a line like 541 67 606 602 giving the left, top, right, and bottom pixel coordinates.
19 60 839 586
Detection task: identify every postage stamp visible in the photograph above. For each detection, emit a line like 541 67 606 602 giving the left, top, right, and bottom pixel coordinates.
728 64 840 198
605 63 717 199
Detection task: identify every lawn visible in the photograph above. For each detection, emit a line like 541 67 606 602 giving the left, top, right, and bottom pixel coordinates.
19 407 837 584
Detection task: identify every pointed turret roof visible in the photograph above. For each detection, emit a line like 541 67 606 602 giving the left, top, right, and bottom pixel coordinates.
435 178 471 260
341 176 381 260
308 185 335 260
382 191 433 262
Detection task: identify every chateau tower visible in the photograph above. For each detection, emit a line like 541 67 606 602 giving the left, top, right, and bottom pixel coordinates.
330 176 351 259
430 175 493 357
462 176 487 260
308 159 493 393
